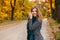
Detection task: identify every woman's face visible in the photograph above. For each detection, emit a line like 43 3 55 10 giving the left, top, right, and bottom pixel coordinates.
32 8 37 17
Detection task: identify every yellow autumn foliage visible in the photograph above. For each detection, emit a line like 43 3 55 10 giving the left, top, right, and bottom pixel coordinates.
0 0 54 22
0 12 9 21
14 10 22 20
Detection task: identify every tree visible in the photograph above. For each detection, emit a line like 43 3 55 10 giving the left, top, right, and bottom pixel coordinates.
55 0 60 22
10 0 16 20
0 0 37 21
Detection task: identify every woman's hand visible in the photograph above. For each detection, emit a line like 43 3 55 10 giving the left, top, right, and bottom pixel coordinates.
29 12 32 19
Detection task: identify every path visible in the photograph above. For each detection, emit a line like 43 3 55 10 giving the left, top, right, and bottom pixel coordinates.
0 18 50 40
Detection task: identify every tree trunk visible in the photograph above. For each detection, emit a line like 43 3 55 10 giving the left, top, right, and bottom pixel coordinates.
55 0 60 22
10 0 16 20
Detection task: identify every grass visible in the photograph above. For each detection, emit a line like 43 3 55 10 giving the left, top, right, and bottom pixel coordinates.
57 20 60 24
48 17 60 40
0 20 21 25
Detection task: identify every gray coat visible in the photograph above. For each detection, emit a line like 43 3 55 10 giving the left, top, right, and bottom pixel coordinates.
27 19 43 40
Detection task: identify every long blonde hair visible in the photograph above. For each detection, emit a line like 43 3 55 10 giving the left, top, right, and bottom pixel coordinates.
28 6 43 22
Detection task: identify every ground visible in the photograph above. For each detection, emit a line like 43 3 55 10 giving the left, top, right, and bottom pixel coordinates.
0 18 50 40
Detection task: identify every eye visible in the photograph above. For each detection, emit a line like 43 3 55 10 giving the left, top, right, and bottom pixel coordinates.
32 10 35 12
32 11 34 12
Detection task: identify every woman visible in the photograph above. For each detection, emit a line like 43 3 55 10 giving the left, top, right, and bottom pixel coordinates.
27 6 43 40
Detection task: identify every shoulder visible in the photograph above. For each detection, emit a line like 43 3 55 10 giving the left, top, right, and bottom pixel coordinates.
37 20 42 25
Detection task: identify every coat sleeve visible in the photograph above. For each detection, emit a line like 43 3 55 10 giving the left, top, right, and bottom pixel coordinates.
28 19 42 30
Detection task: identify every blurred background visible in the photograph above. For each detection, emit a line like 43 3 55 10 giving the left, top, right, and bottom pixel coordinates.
0 0 58 21
0 0 60 40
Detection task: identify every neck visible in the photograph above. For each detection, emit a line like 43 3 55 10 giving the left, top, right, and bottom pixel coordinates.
32 16 37 23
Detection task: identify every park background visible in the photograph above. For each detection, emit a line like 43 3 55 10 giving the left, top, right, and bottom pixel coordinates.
0 0 60 40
